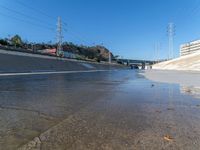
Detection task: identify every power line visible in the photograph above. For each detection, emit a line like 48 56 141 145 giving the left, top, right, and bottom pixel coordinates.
0 4 55 29
63 27 90 45
153 1 200 60
170 0 200 26
15 0 92 45
187 0 200 18
15 0 55 21
167 23 175 59
62 22 91 45
0 11 54 31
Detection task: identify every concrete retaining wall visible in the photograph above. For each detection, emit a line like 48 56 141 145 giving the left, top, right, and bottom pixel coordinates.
153 51 200 71
0 49 125 73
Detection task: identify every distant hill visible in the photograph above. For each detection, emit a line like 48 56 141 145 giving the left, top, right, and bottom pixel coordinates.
0 35 114 62
62 43 112 61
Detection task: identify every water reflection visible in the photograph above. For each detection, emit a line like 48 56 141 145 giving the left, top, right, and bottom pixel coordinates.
180 85 200 99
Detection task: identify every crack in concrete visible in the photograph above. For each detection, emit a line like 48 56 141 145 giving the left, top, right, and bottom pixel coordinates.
0 105 55 120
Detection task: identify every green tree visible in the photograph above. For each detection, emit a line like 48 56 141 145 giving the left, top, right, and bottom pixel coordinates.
0 39 9 46
11 35 23 47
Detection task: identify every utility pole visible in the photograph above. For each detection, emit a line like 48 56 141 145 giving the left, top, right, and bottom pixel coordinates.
109 51 111 64
167 23 175 59
31 43 34 52
154 42 160 62
154 43 158 62
56 16 63 56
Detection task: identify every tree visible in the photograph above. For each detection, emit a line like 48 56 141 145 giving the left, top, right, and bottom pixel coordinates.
0 39 9 46
11 35 23 47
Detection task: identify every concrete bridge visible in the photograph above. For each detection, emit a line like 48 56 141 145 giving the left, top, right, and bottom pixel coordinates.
117 59 157 69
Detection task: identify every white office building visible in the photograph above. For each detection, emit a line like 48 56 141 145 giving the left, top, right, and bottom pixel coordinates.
180 40 200 56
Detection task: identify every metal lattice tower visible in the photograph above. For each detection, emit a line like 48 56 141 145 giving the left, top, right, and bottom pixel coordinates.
167 23 175 59
56 16 63 56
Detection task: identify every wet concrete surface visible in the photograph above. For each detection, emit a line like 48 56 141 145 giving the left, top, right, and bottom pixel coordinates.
0 70 200 149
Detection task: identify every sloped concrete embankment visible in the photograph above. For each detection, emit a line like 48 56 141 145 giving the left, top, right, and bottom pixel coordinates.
153 51 200 71
0 49 125 73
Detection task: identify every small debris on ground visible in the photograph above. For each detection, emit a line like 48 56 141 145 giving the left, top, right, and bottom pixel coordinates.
164 135 174 142
185 89 192 93
167 108 175 111
155 110 162 113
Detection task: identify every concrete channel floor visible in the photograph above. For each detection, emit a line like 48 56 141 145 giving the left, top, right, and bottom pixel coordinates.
0 70 200 150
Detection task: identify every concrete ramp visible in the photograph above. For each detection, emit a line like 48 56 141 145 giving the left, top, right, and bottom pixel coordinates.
0 49 125 73
153 51 200 71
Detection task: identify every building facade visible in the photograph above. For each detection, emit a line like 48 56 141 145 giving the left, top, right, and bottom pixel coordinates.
180 40 200 56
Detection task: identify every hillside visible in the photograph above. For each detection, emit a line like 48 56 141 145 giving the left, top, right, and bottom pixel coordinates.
62 43 112 61
153 51 200 71
0 35 114 62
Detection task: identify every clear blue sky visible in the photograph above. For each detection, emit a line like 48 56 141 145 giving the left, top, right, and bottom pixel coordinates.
1 0 200 60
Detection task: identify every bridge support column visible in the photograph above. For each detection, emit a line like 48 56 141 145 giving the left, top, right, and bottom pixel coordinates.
142 63 146 70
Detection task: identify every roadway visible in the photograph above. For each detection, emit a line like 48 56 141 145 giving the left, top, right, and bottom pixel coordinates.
0 70 200 150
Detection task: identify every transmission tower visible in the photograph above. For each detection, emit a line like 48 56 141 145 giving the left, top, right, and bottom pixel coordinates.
56 16 63 56
167 23 175 59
